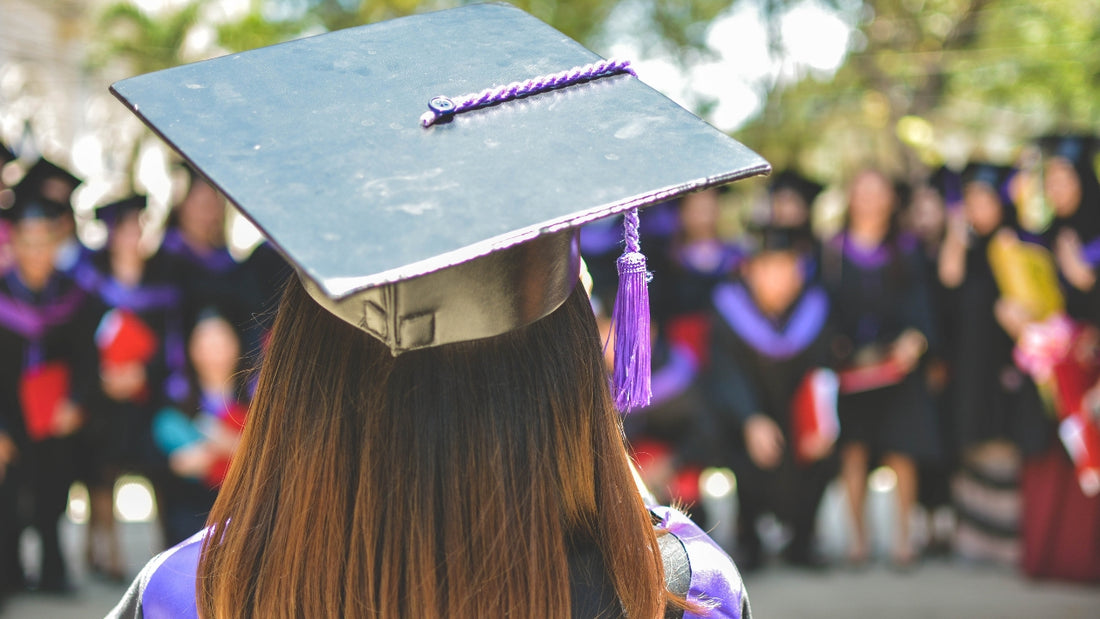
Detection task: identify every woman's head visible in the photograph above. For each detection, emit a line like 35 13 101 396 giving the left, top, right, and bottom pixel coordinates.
847 168 897 237
1045 157 1084 218
11 216 60 290
175 176 226 248
199 278 668 618
679 188 721 242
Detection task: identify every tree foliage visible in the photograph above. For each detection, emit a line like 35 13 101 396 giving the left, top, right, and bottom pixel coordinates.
740 0 1100 182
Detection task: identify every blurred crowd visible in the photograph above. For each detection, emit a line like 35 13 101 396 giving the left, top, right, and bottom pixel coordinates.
2 130 1100 604
0 145 290 600
586 134 1100 581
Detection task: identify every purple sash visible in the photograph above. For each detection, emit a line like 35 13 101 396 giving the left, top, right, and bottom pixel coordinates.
713 283 828 360
652 505 748 618
161 228 238 273
0 274 86 340
141 529 204 619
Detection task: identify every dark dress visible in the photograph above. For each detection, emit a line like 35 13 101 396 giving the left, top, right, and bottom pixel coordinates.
947 232 1049 455
156 228 253 336
83 250 189 487
822 233 941 463
706 281 837 561
0 269 97 590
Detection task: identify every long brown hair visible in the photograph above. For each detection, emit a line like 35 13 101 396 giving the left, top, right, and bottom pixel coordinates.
197 279 671 617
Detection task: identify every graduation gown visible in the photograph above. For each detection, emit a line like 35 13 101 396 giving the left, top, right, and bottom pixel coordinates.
946 232 1049 455
84 250 189 481
156 228 253 335
0 268 97 589
106 506 751 619
706 281 836 556
822 233 941 462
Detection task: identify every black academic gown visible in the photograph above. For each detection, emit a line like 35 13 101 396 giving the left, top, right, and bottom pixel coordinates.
0 268 97 590
83 250 189 486
156 228 252 337
946 232 1049 456
822 233 942 463
706 281 837 559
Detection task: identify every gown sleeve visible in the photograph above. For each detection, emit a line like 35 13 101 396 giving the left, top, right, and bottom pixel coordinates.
706 315 762 430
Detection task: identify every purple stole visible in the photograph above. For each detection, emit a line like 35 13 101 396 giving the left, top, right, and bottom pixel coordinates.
138 507 749 619
712 282 828 360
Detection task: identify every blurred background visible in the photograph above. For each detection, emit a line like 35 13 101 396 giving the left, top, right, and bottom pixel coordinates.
3 0 1100 617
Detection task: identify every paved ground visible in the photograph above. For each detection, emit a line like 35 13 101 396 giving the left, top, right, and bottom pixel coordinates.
2 481 1099 617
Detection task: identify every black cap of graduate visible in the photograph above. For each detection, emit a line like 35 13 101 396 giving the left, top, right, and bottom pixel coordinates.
95 194 148 227
961 162 1015 203
1038 134 1098 168
15 157 82 208
769 169 823 207
743 223 814 257
0 184 68 222
110 4 769 366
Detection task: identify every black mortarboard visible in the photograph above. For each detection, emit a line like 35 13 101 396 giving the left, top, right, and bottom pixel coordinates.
96 195 148 226
961 162 1014 202
1038 134 1098 168
110 4 768 368
0 185 68 222
15 158 82 207
927 165 962 208
769 169 823 206
743 223 813 256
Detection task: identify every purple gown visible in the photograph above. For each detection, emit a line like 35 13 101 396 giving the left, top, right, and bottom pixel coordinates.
107 506 750 618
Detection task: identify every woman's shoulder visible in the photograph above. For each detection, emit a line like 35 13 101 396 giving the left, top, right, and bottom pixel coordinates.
652 506 752 619
106 529 206 619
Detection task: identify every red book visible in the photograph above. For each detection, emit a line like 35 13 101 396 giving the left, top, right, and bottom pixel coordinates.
1059 414 1100 498
791 368 840 465
95 309 159 368
837 358 906 394
19 362 71 441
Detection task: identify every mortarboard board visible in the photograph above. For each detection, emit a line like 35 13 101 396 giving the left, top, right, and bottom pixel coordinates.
14 158 82 207
1038 134 1098 168
110 4 769 408
961 162 1015 204
96 194 148 227
0 184 68 223
769 169 823 207
743 223 813 257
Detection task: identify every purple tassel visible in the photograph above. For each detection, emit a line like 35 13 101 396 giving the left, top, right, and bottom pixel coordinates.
612 207 652 412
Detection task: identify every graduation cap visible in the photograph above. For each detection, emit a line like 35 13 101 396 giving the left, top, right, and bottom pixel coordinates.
769 169 823 206
0 184 68 222
95 194 148 227
110 3 769 411
15 157 82 207
742 223 814 257
1039 134 1098 168
961 162 1015 203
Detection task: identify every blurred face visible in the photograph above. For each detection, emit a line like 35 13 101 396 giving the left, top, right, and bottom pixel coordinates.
963 183 1004 237
1045 158 1082 218
12 218 59 290
189 316 240 389
906 186 945 242
178 179 226 247
109 211 143 258
40 177 75 205
745 250 803 315
679 189 720 242
848 170 895 234
771 188 810 228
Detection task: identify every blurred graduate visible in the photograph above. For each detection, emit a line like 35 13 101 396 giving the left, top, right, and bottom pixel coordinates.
707 223 837 570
